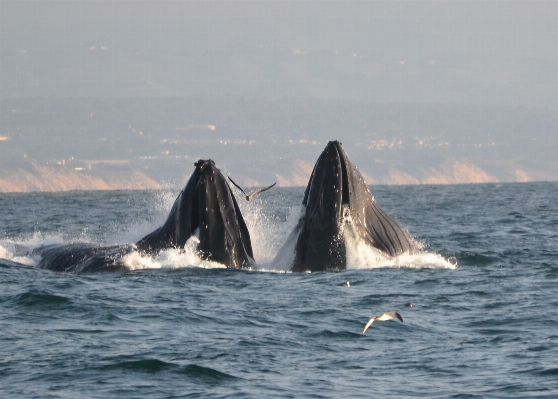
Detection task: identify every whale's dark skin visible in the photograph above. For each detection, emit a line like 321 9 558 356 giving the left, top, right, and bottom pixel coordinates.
33 243 134 273
34 160 254 272
136 159 254 268
289 141 417 272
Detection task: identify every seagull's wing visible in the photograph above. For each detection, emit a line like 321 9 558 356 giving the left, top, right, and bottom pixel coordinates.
227 176 248 197
246 182 277 201
362 317 376 334
392 312 403 322
376 311 404 322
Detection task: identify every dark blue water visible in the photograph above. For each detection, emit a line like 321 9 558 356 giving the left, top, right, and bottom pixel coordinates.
1 183 558 398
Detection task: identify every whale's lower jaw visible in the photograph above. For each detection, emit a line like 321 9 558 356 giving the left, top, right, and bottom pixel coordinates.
291 220 346 272
136 160 254 270
285 141 417 272
37 160 255 273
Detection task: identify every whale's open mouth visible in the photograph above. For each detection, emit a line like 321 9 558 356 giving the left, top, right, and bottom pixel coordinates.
288 141 418 272
34 159 255 273
136 159 254 269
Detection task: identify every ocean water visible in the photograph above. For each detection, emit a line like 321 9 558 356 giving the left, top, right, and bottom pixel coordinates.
1 182 558 398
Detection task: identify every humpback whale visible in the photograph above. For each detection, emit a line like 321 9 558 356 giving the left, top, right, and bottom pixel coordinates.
34 160 255 272
275 140 418 272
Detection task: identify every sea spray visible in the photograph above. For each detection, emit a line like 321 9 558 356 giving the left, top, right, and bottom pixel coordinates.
2 188 456 271
235 187 305 270
342 206 456 269
0 232 66 266
105 189 179 245
122 237 227 271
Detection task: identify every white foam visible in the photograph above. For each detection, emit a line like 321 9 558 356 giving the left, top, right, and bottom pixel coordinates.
259 205 456 271
0 244 31 265
344 233 456 269
0 233 50 266
343 212 456 269
122 249 226 271
122 236 226 271
1 189 456 271
119 189 238 270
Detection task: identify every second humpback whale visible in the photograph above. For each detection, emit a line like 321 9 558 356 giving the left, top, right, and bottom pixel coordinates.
34 160 255 272
274 140 418 272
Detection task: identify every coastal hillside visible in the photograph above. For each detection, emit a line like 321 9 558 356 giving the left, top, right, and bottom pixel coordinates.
1 97 557 191
0 157 532 193
0 163 160 192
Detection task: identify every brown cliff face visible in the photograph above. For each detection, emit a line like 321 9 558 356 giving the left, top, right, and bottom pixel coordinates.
0 159 534 193
420 161 498 185
0 164 160 192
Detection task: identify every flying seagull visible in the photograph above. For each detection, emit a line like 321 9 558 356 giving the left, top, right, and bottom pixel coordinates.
227 176 276 201
362 311 403 334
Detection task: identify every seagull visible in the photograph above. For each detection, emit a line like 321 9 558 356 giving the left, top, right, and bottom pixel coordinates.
338 280 351 287
362 311 403 334
227 176 276 201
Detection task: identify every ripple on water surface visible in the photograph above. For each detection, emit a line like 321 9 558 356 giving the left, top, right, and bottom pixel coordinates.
10 290 73 309
1 184 558 397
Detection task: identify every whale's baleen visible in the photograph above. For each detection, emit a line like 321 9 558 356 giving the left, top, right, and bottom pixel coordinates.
35 160 255 272
362 311 403 334
276 140 418 272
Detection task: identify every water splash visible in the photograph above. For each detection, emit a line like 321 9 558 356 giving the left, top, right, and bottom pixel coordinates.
105 189 179 245
254 205 305 271
1 189 455 272
0 232 65 266
123 235 226 270
257 204 456 272
342 211 456 270
0 244 37 266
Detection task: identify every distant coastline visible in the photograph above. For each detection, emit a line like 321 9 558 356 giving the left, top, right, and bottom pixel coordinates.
2 97 556 190
0 163 160 193
0 159 538 193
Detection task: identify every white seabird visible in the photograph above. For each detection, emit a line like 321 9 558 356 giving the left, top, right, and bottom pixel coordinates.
362 311 403 334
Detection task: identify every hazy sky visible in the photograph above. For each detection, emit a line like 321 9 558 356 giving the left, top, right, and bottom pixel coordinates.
2 1 558 107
